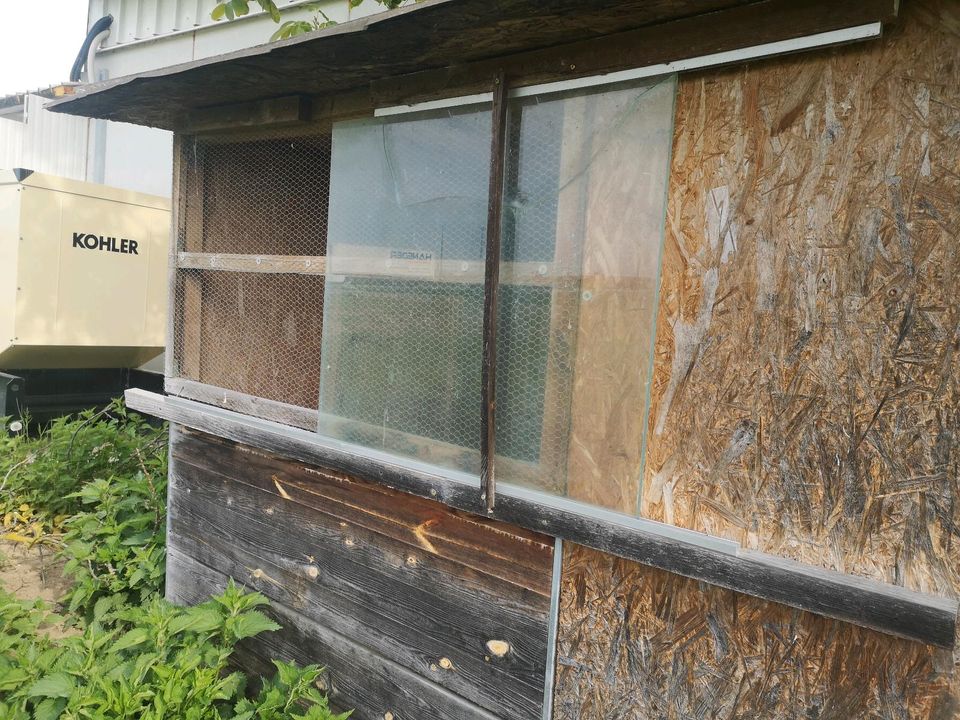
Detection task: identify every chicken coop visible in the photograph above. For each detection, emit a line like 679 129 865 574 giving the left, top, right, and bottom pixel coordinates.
53 0 960 717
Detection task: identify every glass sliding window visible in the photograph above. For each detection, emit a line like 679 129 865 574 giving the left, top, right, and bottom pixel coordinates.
496 76 677 513
318 106 492 475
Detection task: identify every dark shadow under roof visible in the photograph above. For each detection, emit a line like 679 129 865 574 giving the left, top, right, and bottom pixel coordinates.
44 0 823 129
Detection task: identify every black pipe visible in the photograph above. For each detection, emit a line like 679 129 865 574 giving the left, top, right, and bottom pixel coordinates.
70 15 113 83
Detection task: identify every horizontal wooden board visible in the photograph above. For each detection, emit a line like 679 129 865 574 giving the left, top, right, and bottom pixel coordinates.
167 547 502 720
171 427 554 593
129 391 958 649
168 426 553 719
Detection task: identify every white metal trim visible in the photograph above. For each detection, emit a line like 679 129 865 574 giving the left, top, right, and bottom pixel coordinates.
541 537 563 720
374 22 882 117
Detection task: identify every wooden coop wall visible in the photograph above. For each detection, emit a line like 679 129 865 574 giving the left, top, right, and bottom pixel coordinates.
165 426 555 720
554 0 960 716
555 543 955 719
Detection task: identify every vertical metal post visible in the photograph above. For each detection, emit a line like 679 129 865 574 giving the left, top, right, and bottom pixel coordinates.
480 71 509 512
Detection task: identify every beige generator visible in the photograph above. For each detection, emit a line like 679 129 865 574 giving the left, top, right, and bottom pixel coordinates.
0 169 169 420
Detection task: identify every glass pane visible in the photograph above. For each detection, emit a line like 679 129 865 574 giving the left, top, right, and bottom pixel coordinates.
496 76 677 513
318 106 492 475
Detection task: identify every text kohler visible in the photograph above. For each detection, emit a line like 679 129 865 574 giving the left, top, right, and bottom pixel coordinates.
72 232 140 255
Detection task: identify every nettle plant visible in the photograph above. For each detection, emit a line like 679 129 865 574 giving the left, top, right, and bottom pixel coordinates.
0 581 350 720
211 0 408 41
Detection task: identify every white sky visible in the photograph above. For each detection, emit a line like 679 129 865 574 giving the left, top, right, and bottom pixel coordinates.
0 2 91 97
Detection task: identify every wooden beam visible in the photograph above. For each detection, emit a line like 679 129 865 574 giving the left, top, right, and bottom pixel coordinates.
177 252 327 275
183 95 312 134
127 389 959 649
176 251 569 285
370 0 897 109
480 72 509 513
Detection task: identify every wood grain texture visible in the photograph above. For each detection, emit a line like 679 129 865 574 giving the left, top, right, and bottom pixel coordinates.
195 271 324 409
129 391 958 648
555 544 957 720
644 0 960 599
166 426 553 720
167 548 502 720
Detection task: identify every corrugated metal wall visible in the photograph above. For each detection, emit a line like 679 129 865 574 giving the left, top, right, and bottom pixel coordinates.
20 96 90 179
88 0 376 50
0 96 90 180
0 118 24 171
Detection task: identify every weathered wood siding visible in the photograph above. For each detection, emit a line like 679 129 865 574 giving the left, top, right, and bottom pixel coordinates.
166 426 555 720
556 0 960 716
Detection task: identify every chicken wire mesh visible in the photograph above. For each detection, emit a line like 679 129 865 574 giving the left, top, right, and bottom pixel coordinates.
172 129 331 411
496 77 676 506
169 76 675 506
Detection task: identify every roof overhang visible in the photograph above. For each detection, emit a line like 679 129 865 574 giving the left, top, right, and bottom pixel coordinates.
48 0 898 130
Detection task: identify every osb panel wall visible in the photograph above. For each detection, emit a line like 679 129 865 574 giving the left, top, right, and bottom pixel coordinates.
555 544 956 720
555 4 960 717
643 0 960 596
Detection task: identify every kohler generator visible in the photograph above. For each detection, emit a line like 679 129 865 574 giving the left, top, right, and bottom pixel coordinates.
0 168 170 423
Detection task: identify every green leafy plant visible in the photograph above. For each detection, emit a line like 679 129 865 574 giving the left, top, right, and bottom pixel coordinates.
59 464 167 617
210 0 408 41
0 400 167 522
0 582 349 720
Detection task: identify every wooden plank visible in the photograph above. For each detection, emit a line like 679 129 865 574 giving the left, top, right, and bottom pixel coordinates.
175 250 570 286
195 272 324 409
177 252 327 275
176 134 204 380
165 378 317 430
166 378 554 491
164 134 184 380
480 72 509 512
184 95 311 133
127 389 959 648
170 426 555 593
166 548 502 720
370 0 897 109
48 0 897 130
167 447 551 717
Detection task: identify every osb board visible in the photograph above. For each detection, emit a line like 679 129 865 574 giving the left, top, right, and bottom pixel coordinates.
643 0 960 597
555 544 956 720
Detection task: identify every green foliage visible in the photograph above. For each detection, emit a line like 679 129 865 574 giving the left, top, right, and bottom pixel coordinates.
210 0 408 41
60 467 167 618
0 400 167 521
0 582 349 720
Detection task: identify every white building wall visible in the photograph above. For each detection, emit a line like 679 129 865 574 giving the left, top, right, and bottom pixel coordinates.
20 95 90 180
88 0 382 78
0 118 24 171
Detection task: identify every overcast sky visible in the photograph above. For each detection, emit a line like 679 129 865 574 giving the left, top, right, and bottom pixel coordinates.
0 2 90 97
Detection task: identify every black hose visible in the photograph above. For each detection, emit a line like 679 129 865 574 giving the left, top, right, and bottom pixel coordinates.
70 15 113 83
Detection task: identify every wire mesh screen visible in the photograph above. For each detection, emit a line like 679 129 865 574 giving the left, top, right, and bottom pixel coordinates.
317 108 492 474
497 76 677 509
173 130 331 412
169 76 676 509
